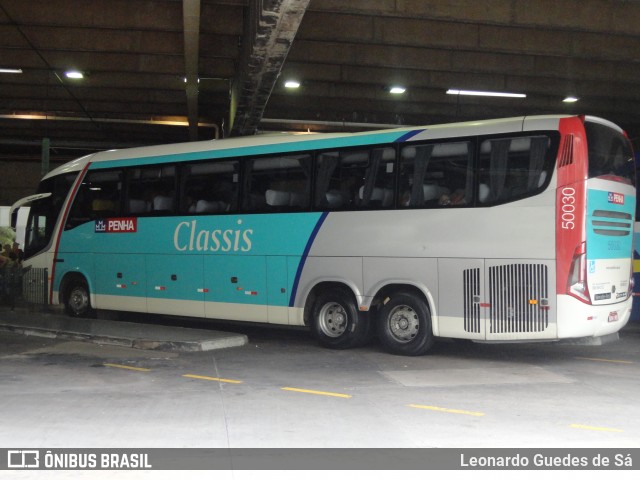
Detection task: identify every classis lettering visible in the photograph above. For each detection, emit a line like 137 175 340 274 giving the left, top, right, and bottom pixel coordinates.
173 220 253 252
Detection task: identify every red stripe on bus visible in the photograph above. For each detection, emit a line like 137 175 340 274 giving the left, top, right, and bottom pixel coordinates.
49 162 92 304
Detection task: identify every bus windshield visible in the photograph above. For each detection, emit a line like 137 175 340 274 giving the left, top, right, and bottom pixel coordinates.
23 173 77 259
585 120 635 185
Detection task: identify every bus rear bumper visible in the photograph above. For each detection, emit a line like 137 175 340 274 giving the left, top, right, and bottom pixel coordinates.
556 294 631 339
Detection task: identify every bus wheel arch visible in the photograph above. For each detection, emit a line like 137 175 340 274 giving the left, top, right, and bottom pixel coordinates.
60 273 95 318
372 284 435 356
305 282 372 349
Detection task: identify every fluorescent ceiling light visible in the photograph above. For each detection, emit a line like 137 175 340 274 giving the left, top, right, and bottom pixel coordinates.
447 89 526 98
284 80 300 89
563 96 579 103
0 68 23 74
65 70 84 79
389 86 406 94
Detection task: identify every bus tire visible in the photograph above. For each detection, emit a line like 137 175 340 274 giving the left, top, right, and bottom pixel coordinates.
377 292 434 356
64 278 95 318
310 288 370 349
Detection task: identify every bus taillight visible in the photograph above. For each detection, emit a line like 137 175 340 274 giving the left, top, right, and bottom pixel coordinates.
567 241 591 304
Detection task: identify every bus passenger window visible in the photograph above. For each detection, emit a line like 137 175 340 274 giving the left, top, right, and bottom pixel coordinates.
181 161 239 214
244 154 311 212
477 135 552 205
398 141 472 208
314 147 395 210
127 165 176 215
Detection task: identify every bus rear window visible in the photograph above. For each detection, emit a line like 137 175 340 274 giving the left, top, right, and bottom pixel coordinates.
585 120 635 185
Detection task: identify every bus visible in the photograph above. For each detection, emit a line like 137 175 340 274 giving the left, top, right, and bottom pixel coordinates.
632 152 640 321
11 114 636 355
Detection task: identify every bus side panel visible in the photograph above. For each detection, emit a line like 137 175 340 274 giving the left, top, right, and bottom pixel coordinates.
94 253 147 312
266 255 295 324
204 254 268 322
147 253 205 317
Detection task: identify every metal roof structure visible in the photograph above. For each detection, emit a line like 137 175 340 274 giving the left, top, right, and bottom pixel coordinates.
1 0 640 165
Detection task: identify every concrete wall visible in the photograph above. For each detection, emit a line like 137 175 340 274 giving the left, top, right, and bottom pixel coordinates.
0 161 62 206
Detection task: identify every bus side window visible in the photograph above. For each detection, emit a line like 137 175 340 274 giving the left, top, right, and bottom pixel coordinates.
477 135 551 205
314 147 395 210
244 154 311 212
66 170 123 229
398 141 472 208
181 160 239 214
126 165 176 215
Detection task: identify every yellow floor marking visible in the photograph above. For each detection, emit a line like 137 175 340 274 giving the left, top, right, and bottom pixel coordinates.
281 387 352 398
182 374 243 384
575 357 634 365
570 424 624 433
103 363 151 372
408 404 485 417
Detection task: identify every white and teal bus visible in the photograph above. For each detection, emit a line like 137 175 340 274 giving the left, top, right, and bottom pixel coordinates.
12 115 636 355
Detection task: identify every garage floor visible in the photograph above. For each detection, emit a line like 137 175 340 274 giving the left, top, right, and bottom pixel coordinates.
1 307 639 450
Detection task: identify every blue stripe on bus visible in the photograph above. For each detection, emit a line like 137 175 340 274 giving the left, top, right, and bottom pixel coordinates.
395 129 426 142
289 211 329 307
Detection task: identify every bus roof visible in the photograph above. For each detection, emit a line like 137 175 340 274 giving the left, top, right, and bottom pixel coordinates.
44 114 580 180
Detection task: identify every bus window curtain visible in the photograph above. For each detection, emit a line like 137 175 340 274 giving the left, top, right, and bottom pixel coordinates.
489 139 511 202
314 154 338 208
527 136 548 190
410 145 435 206
360 148 384 206
298 155 312 179
463 145 474 203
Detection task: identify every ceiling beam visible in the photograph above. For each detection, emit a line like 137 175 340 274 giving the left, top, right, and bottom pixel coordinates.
183 0 201 141
229 0 310 137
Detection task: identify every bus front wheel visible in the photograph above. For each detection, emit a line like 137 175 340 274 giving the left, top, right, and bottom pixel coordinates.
377 292 434 356
64 279 94 318
310 288 370 349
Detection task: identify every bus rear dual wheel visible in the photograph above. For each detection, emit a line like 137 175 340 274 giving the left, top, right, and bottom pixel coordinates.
376 292 435 356
310 289 434 355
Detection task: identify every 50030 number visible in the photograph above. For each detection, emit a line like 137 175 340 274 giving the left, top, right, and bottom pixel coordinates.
561 187 576 230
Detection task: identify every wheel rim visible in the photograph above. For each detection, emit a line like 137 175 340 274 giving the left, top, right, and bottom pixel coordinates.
386 305 420 343
69 286 89 315
317 302 348 338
